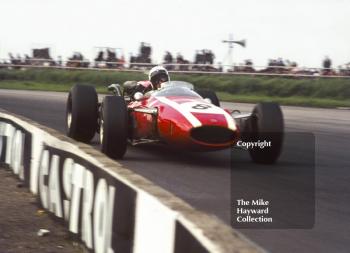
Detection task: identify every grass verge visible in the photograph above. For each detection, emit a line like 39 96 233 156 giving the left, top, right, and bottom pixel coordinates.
217 92 350 108
0 68 349 108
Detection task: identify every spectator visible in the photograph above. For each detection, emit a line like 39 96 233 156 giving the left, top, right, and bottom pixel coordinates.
57 56 62 66
163 51 173 64
24 54 31 65
322 56 332 75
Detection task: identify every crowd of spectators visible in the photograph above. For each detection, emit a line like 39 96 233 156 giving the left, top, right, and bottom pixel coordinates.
1 44 349 77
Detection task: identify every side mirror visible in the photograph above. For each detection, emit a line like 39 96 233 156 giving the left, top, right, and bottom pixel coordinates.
108 84 122 96
134 92 144 101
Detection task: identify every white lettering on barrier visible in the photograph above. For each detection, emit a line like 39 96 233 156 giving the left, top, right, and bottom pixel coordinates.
4 123 15 165
81 169 94 249
0 122 25 181
36 149 117 253
39 150 50 209
10 130 24 178
93 179 115 253
30 134 44 195
1 120 117 253
106 185 115 253
49 155 63 218
69 163 85 234
63 158 74 221
1 119 121 253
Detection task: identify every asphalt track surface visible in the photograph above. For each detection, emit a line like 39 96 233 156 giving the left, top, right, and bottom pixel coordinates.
0 89 349 253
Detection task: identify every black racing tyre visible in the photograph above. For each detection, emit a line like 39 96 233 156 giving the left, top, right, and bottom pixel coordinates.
66 84 98 142
196 89 220 107
247 102 284 164
100 96 128 159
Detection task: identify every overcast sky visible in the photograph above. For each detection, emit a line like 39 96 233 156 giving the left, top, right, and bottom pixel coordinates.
0 0 349 67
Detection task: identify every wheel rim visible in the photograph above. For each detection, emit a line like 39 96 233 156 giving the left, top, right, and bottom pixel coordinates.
67 112 72 129
100 118 104 144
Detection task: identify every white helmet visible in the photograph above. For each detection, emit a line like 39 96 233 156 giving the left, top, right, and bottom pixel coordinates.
148 66 170 88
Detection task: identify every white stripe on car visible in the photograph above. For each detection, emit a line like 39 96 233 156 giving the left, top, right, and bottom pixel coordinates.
156 97 236 130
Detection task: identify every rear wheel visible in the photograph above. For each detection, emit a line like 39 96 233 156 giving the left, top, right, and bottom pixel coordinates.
246 102 284 164
196 89 220 107
66 84 98 142
100 96 128 159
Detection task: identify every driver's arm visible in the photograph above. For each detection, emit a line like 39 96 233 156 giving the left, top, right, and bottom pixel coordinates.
135 81 153 94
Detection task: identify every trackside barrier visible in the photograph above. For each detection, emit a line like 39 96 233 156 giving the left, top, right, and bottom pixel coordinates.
0 109 264 253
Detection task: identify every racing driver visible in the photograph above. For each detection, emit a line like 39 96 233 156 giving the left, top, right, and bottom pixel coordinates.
130 66 170 95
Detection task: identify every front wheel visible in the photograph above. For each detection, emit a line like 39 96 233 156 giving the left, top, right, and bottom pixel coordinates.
246 102 284 164
100 96 128 159
196 89 220 107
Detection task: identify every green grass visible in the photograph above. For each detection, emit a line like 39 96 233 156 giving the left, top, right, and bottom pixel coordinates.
0 80 107 93
0 68 349 108
217 92 350 108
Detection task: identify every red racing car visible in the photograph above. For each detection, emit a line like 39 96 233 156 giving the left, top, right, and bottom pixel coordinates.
66 81 284 164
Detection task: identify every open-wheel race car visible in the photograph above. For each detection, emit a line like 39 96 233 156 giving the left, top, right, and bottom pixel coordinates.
66 81 284 164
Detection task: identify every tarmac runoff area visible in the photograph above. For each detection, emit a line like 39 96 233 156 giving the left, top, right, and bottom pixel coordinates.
0 89 349 253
